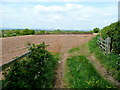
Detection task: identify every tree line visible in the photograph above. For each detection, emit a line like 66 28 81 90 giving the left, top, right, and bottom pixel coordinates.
0 28 100 37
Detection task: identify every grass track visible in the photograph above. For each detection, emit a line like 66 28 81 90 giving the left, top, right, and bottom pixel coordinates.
66 54 114 88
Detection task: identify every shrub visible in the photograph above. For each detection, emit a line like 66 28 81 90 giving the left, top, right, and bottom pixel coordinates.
100 21 120 54
2 43 58 88
37 30 46 35
93 28 100 33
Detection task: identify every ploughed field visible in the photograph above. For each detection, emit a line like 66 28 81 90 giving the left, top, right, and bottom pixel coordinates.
1 34 94 65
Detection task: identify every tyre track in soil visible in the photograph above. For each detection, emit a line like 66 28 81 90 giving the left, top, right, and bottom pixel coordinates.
1 35 93 66
88 54 120 88
53 36 94 88
79 44 120 88
1 35 94 84
54 53 69 88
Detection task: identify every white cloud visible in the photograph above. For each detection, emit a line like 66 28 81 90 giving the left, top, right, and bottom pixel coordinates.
1 0 120 2
1 2 118 29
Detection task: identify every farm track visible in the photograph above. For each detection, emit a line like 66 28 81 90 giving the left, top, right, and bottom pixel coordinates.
79 44 120 87
1 34 94 65
1 34 119 88
54 53 69 88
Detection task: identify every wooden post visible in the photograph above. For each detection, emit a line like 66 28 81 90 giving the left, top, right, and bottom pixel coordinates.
106 37 111 54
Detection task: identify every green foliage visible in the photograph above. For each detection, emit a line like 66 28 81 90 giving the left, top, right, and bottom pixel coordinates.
37 30 46 35
21 28 35 35
1 29 35 37
66 55 114 88
46 30 93 34
2 43 59 88
100 21 120 54
88 36 120 82
68 47 80 53
93 28 100 33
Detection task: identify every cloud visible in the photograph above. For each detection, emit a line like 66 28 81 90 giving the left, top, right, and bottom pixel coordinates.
1 2 118 29
1 0 120 2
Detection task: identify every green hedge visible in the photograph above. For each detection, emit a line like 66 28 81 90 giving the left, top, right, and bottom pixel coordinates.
2 43 59 88
88 36 120 82
101 21 120 54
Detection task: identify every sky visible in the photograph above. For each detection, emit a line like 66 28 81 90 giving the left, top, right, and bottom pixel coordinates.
0 0 119 30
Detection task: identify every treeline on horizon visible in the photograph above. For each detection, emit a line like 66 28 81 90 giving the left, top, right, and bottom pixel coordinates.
0 28 98 37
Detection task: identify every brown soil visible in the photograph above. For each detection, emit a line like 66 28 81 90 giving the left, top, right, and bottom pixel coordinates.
88 54 120 87
1 34 94 65
54 53 69 88
1 34 94 86
79 44 120 87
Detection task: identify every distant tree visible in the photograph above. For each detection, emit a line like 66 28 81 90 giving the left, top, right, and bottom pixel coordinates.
38 30 46 35
30 30 35 35
14 30 21 35
93 28 100 33
21 28 30 35
6 30 13 37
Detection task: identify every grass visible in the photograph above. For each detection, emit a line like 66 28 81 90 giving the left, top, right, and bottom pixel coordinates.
66 55 115 88
88 35 120 82
68 47 80 54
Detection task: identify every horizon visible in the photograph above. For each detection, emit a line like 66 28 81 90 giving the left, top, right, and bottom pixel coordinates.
0 1 119 30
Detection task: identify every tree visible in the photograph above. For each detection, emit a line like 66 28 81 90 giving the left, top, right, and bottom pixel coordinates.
38 30 46 35
6 30 13 37
21 28 30 35
30 30 35 35
93 28 100 33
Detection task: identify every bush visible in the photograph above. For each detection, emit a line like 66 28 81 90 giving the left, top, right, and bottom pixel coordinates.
2 43 59 88
21 28 35 35
37 30 46 35
100 21 120 54
93 28 100 33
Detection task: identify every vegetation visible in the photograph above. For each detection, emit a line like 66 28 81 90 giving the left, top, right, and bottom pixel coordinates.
100 21 120 54
1 29 93 37
68 47 80 54
88 35 120 82
2 43 59 88
66 55 114 88
1 28 35 37
93 28 100 33
21 28 35 35
35 30 46 35
45 30 93 34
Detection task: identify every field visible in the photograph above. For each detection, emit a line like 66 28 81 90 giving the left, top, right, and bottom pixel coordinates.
1 34 119 88
1 34 94 65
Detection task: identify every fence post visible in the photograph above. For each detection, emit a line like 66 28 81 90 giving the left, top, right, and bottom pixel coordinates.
106 37 111 54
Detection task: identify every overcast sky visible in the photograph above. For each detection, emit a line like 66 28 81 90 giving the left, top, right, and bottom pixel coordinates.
0 0 119 30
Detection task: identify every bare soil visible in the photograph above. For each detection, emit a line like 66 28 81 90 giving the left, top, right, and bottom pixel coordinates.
54 53 69 88
1 34 94 65
79 44 120 87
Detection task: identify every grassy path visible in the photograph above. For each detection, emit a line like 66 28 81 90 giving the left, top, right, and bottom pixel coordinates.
79 44 120 87
54 53 69 88
54 40 119 88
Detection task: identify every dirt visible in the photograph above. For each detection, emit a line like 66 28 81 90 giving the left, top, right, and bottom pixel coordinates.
1 34 94 65
1 34 119 88
88 54 120 87
54 53 69 88
79 44 120 87
1 34 94 84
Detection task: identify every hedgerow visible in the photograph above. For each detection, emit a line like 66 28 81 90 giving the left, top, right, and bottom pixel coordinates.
101 21 120 54
2 43 59 89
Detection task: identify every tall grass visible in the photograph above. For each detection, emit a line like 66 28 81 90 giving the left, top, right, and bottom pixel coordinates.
66 55 114 88
88 35 120 82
